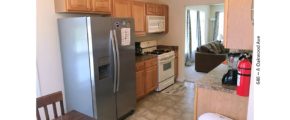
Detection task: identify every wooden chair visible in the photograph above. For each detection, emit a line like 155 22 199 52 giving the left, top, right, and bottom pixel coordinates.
36 91 65 120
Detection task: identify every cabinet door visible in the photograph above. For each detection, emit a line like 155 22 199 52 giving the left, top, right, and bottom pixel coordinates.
132 1 146 36
66 0 91 11
136 70 145 99
224 0 253 50
146 3 164 16
145 65 158 94
113 0 132 18
92 0 112 13
162 5 169 33
146 3 156 15
155 5 164 16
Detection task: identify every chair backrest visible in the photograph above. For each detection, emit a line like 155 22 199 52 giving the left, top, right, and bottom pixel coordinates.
36 91 65 120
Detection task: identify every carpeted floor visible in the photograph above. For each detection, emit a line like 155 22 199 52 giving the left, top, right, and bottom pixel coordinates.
184 64 206 83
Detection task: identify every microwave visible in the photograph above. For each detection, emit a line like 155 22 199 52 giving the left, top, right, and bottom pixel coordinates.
147 15 165 33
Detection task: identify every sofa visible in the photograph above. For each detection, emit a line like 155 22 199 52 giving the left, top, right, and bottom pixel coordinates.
195 41 229 73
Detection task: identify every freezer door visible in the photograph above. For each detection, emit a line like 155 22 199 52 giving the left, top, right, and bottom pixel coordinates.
58 17 95 117
112 18 136 119
89 17 117 120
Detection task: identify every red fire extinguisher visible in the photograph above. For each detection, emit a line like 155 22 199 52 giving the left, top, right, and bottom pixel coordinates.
237 54 252 96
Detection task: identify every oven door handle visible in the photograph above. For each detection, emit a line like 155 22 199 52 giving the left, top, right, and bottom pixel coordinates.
159 58 174 64
159 56 175 61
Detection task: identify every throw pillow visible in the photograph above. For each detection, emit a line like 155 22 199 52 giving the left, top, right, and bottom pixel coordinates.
213 42 222 54
208 42 219 54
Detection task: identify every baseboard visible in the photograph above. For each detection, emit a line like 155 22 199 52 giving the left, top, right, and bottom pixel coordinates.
176 76 185 82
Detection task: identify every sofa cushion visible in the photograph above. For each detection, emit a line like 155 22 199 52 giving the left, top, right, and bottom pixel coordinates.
213 41 223 53
220 44 227 53
209 41 225 54
209 42 219 54
199 44 215 53
197 41 228 54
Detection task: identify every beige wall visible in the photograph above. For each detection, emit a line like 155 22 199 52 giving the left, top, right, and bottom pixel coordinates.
37 0 64 96
37 0 106 98
157 0 223 81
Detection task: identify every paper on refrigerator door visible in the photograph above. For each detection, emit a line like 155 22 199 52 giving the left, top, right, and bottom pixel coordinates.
121 28 131 46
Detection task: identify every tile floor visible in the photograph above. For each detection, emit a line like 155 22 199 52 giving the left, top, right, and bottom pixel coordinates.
126 82 195 120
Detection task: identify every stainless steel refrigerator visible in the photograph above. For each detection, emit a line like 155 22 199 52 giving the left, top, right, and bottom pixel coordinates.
57 17 136 120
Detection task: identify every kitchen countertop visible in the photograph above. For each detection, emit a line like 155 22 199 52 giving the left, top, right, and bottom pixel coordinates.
157 45 178 52
135 54 157 63
135 45 178 63
194 64 237 95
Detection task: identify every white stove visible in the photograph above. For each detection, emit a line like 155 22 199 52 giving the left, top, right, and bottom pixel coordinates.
156 51 175 91
137 40 175 91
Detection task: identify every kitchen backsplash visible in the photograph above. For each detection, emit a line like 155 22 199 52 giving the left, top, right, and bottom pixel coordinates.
135 33 165 42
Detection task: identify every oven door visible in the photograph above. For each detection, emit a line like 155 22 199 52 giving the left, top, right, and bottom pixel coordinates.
158 57 175 82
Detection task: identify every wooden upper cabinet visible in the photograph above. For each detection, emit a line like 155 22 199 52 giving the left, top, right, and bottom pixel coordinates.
146 3 156 15
66 0 91 11
146 3 164 16
54 0 112 14
224 0 253 50
145 3 169 33
132 1 146 36
113 0 132 18
162 5 169 33
91 0 112 13
155 5 164 16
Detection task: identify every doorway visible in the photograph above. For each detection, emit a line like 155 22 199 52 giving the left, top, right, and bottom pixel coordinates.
184 4 224 83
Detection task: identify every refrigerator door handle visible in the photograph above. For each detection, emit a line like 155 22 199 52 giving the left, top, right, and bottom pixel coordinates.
113 29 120 92
110 30 117 93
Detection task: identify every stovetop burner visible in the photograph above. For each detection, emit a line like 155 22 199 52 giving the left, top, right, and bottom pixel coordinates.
150 49 171 55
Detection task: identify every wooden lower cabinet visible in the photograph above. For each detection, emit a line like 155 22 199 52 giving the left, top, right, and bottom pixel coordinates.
144 65 158 93
136 70 145 99
135 57 158 100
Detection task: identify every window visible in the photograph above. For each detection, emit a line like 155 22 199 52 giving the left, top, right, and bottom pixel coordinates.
185 10 206 55
214 12 224 41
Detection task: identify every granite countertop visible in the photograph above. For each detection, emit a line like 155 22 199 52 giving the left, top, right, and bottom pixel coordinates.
135 54 157 63
157 45 178 51
194 64 237 94
135 45 177 63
